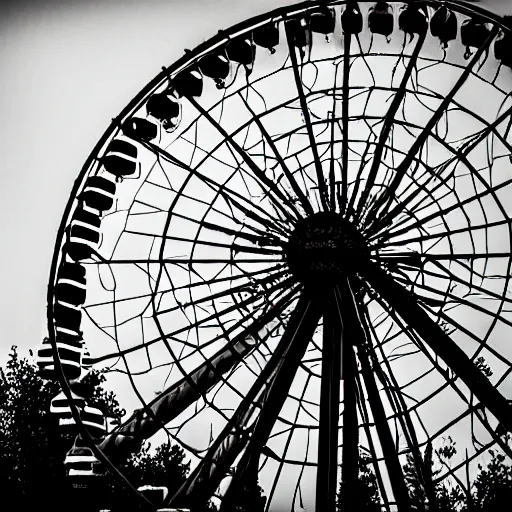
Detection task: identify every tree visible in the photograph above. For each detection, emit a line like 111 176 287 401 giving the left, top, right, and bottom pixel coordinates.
81 369 126 423
105 441 191 511
471 434 512 512
337 451 381 512
0 345 248 512
0 346 193 511
403 438 465 512
0 346 65 509
220 478 267 512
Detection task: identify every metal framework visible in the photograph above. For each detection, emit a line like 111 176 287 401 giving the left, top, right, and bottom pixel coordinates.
43 1 512 511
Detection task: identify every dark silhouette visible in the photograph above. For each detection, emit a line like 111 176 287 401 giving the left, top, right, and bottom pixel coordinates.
337 451 381 511
0 346 269 512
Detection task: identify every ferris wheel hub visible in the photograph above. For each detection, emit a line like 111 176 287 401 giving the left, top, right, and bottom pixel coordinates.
285 212 367 285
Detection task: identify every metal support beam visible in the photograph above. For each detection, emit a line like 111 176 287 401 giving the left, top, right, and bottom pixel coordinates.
168 293 313 508
285 20 330 212
355 25 426 223
315 287 342 512
365 24 499 229
220 289 322 510
99 290 295 458
362 261 512 435
336 282 361 512
338 277 411 511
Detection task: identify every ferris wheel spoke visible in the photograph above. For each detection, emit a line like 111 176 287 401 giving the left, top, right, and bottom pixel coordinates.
419 85 512 154
365 284 512 463
167 210 285 247
359 303 439 510
237 91 314 216
100 289 295 460
93 278 295 364
147 143 291 236
353 82 512 154
364 24 500 226
153 274 291 319
426 260 512 310
362 261 512 435
354 30 427 223
124 230 282 256
152 276 293 343
285 21 330 213
220 290 322 510
376 100 512 228
368 119 512 245
91 256 283 265
347 295 411 511
345 112 501 243
141 173 286 244
155 268 289 318
376 217 512 250
373 174 512 246
372 159 506 245
328 114 456 237
185 95 302 223
169 294 315 508
279 129 429 219
375 251 512 263
178 214 283 250
338 31 352 214
328 67 339 212
147 142 291 237
85 263 286 309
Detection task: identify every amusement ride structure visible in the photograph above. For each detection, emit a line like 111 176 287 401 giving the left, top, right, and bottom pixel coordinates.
37 1 512 510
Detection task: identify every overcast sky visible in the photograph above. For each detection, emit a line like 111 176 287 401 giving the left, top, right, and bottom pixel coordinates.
2 0 512 509
0 0 509 366
0 0 308 364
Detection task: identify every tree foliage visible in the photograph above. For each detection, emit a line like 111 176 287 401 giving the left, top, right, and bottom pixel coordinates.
81 369 126 423
402 435 512 512
337 451 381 512
402 438 465 512
0 346 192 510
221 478 267 512
471 440 512 512
103 441 191 511
0 346 264 512
3 345 511 512
334 435 512 512
0 346 64 508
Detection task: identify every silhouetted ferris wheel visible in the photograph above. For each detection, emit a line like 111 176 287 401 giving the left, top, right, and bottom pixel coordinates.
38 1 512 511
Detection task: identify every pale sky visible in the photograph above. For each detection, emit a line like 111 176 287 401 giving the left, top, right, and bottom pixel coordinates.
0 0 305 364
0 0 509 361
2 0 512 509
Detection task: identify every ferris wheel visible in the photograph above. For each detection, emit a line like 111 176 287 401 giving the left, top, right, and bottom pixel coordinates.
38 1 512 511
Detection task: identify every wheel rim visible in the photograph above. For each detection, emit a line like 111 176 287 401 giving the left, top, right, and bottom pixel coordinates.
44 2 512 511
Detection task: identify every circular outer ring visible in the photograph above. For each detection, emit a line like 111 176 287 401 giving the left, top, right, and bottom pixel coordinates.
45 0 512 508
